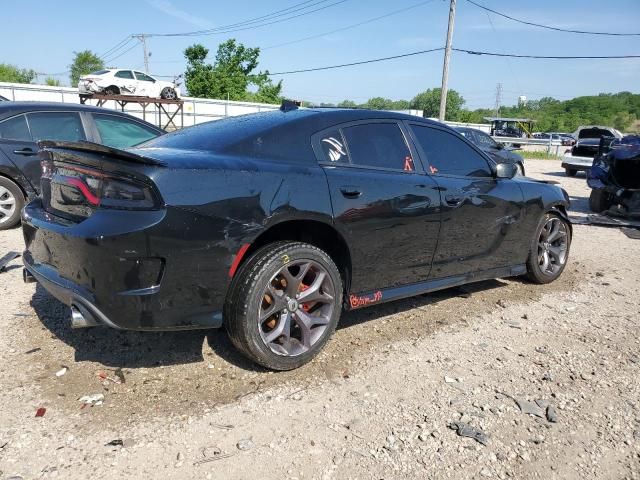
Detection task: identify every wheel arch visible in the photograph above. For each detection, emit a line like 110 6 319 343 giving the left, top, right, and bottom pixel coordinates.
0 170 29 201
242 219 353 293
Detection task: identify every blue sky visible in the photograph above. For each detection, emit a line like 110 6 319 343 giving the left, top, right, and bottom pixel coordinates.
3 0 639 109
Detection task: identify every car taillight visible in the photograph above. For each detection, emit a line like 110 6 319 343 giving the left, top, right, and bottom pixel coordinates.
41 160 159 219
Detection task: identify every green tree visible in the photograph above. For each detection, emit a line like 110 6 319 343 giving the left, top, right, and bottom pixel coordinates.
184 39 282 102
411 88 465 120
337 100 357 108
69 50 104 86
0 63 36 83
45 77 60 86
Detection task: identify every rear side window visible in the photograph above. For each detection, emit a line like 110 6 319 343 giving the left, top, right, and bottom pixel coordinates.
341 123 413 171
115 70 134 79
319 129 348 163
93 113 159 148
410 125 491 177
0 115 31 141
27 112 86 142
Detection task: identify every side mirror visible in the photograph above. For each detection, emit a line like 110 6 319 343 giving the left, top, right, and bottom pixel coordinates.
496 162 518 179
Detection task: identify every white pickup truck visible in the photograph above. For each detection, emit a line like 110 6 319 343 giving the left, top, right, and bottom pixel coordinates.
561 126 623 176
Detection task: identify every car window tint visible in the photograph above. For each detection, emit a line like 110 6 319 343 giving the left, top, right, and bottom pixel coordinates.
319 129 348 163
89 69 110 76
410 125 491 177
474 131 497 148
0 115 31 141
342 123 413 171
115 70 134 79
134 72 155 82
93 114 159 148
27 112 86 142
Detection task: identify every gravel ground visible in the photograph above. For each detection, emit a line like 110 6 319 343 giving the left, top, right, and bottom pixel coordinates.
0 159 638 479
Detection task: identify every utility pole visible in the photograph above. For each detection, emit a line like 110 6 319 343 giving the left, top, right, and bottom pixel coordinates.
439 0 457 122
494 82 502 118
133 34 150 73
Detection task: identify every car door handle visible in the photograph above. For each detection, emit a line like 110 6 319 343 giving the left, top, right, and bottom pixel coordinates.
13 148 37 156
340 186 362 199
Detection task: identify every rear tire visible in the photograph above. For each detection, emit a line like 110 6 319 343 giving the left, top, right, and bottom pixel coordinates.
565 168 577 177
526 212 571 284
0 177 25 230
225 241 343 371
589 189 612 213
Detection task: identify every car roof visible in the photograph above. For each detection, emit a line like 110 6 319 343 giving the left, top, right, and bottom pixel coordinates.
0 101 163 130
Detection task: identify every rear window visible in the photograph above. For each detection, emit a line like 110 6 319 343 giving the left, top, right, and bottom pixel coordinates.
578 128 613 139
341 123 413 171
89 70 110 76
27 112 86 142
0 114 31 141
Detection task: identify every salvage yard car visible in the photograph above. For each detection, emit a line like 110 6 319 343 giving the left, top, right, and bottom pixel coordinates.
561 125 622 177
78 69 180 100
588 135 640 216
21 106 572 370
0 102 164 229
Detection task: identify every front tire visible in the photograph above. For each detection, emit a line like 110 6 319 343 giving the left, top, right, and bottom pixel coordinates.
526 212 571 284
0 177 24 230
225 242 343 371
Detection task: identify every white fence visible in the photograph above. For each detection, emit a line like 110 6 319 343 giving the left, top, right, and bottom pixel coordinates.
0 82 280 128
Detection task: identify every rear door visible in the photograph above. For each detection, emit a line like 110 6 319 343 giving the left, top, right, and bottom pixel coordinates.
314 120 441 294
407 123 526 278
114 70 137 94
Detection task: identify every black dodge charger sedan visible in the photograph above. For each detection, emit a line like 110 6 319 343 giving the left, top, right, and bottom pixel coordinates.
22 106 572 370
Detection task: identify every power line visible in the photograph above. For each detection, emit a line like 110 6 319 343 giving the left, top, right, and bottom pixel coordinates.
467 0 640 36
452 49 640 59
103 42 140 65
269 47 444 75
268 47 640 76
99 36 134 60
262 0 436 50
144 0 347 37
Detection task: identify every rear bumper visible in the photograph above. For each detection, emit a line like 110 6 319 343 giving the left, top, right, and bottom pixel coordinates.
21 199 225 330
562 155 593 171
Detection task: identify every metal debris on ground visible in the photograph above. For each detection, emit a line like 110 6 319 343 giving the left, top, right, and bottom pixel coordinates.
78 394 105 407
55 367 68 377
193 446 234 466
546 405 558 423
0 251 20 272
236 438 255 451
210 423 234 430
35 407 46 418
24 348 41 354
448 421 489 446
105 439 124 447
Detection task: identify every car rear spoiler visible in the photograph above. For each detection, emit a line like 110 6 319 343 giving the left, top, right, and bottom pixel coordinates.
38 140 167 167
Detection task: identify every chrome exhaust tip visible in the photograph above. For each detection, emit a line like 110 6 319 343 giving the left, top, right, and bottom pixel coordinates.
70 304 99 329
23 268 36 284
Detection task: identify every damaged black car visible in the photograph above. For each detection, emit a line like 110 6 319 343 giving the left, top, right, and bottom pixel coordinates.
588 135 640 216
22 106 572 370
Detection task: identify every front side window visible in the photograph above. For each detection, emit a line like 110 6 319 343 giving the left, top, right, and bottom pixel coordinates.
319 129 348 163
341 123 414 171
93 114 159 148
27 112 86 142
0 115 31 141
134 72 155 82
115 70 134 79
410 125 491 177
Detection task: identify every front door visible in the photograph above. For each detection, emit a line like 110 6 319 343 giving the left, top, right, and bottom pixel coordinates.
314 120 441 294
407 123 526 278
